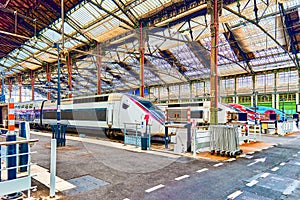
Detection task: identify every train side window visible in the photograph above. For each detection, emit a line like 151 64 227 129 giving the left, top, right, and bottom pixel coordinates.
191 110 203 119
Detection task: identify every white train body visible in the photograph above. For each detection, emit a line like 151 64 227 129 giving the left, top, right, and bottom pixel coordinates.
15 93 165 137
158 101 236 125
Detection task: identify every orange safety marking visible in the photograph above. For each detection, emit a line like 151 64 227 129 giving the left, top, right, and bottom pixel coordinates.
8 114 15 120
8 125 15 131
8 103 14 109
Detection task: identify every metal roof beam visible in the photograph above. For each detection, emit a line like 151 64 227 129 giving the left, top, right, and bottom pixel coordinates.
223 23 254 74
158 49 190 82
89 0 135 29
223 5 299 69
65 17 94 43
279 3 300 69
110 0 138 27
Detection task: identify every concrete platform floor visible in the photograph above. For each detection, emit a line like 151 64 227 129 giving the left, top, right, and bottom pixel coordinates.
23 131 300 199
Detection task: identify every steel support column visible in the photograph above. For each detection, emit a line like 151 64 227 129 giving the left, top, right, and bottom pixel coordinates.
31 71 35 100
18 74 22 102
273 71 277 109
47 63 51 100
96 43 101 95
209 0 220 125
8 78 12 99
139 21 145 97
234 75 238 103
298 69 300 104
67 55 72 98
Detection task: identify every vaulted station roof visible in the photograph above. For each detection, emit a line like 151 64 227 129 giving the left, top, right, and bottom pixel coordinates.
0 0 299 99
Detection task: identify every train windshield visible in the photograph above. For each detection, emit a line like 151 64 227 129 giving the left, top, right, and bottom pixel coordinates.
130 96 165 123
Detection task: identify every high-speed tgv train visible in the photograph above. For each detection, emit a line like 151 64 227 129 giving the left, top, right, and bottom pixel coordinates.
14 93 165 137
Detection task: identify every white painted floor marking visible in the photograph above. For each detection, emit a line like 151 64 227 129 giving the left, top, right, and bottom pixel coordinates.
246 180 258 187
293 154 298 157
256 149 262 152
213 163 224 167
271 167 280 172
196 168 208 173
247 157 266 166
123 198 130 200
298 151 300 154
244 155 254 159
261 173 270 178
280 162 286 166
145 184 165 193
227 190 243 199
247 152 255 155
294 162 300 166
175 175 190 181
226 158 236 162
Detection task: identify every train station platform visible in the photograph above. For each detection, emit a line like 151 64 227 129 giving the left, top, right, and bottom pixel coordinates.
26 130 300 199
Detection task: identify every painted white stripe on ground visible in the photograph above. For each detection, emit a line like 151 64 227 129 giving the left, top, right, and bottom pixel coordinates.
123 198 130 200
294 162 300 166
293 154 298 157
280 162 286 166
247 152 255 155
261 173 270 178
298 151 300 154
226 158 236 162
244 155 254 159
256 149 262 152
197 168 208 173
227 190 243 199
271 167 279 172
246 180 258 187
213 163 224 167
145 184 165 193
175 175 190 181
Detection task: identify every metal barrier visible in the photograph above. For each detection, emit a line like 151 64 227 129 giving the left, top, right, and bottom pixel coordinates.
192 129 210 157
0 138 38 199
123 123 151 149
209 125 242 157
51 124 68 146
241 124 261 142
278 121 294 135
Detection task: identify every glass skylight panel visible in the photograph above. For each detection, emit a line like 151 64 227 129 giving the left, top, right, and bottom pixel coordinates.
132 3 150 16
18 50 30 59
5 59 16 67
69 6 95 27
75 34 89 43
64 41 76 48
35 41 48 49
84 2 102 18
42 29 61 42
102 0 118 12
89 25 108 37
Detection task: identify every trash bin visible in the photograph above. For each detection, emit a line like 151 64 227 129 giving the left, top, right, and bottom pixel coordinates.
51 124 68 146
141 135 148 150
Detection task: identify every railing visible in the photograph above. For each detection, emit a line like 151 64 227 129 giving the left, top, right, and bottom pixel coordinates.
0 138 38 199
123 122 151 149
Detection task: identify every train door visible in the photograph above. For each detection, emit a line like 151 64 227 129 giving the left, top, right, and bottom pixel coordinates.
107 103 113 128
